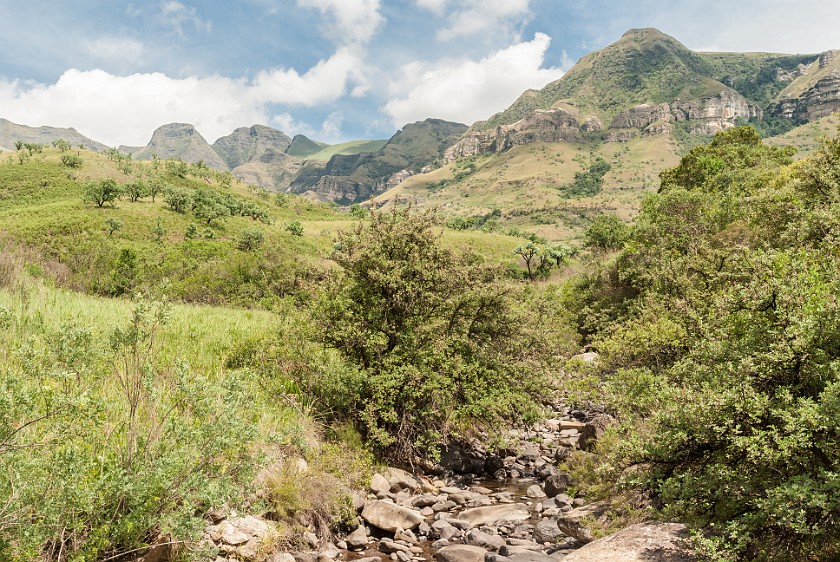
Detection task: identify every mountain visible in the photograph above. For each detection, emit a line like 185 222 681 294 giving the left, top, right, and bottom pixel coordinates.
286 134 329 158
374 28 839 241
289 118 467 205
131 123 229 171
212 124 293 169
0 118 109 152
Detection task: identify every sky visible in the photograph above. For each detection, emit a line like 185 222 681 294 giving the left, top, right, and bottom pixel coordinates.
1 1 838 147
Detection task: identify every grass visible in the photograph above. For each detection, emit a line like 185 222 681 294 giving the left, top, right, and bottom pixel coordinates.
303 140 388 161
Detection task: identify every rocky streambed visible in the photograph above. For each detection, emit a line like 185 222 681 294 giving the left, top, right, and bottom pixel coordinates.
201 402 694 562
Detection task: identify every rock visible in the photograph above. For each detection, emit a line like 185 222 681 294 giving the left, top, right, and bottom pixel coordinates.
371 473 392 495
556 503 609 544
532 519 564 544
578 415 613 452
439 444 486 474
269 554 296 562
466 528 506 551
319 543 341 559
561 522 696 562
355 558 384 562
457 504 530 527
434 544 487 562
543 474 570 498
379 539 411 554
385 467 421 492
362 501 425 532
526 485 546 499
220 524 252 546
347 526 369 549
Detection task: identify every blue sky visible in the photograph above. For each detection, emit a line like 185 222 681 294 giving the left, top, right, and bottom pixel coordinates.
1 1 838 147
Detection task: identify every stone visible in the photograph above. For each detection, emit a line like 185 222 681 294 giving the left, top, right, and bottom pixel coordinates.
561 522 696 562
355 558 384 562
434 544 487 562
556 503 609 544
362 501 425 532
466 528 506 551
347 526 369 549
439 444 486 474
526 485 546 499
385 467 421 492
578 415 613 452
543 474 570 498
532 519 563 544
269 554 296 562
319 543 341 559
220 524 251 546
457 504 530 527
371 473 392 495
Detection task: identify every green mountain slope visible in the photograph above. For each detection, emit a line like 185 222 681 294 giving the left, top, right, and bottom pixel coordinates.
285 134 328 158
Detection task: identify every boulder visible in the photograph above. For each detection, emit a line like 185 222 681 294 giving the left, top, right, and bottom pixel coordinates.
532 519 564 544
346 526 368 550
439 443 486 474
578 415 613 451
457 504 530 527
561 522 696 562
434 544 487 562
543 474 570 498
466 528 506 551
370 473 391 495
361 500 424 532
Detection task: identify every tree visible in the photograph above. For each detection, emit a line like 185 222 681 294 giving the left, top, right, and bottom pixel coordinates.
513 242 572 281
284 220 303 236
124 181 148 202
238 228 264 251
84 178 122 207
163 187 191 213
191 189 230 224
316 208 556 459
60 154 83 168
584 215 630 252
105 217 124 236
52 139 71 152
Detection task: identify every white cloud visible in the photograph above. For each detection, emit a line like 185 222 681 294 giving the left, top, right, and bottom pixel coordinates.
0 50 364 146
297 0 384 45
383 33 564 128
436 0 531 41
159 1 212 35
82 37 145 64
415 0 447 15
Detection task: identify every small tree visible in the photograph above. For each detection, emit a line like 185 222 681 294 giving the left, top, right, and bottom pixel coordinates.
284 220 304 236
124 181 149 203
52 139 71 152
105 217 124 236
584 215 629 252
84 178 122 207
60 154 83 168
238 228 264 251
163 188 191 213
513 242 572 281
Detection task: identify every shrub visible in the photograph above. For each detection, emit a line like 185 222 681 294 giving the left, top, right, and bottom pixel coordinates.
238 228 264 251
84 178 122 207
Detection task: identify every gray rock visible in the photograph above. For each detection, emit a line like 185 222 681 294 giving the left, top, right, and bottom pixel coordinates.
578 415 612 452
439 444 486 474
347 526 369 549
457 504 530 527
319 542 341 559
269 554 296 562
466 528 506 551
532 520 563 545
385 467 421 492
561 522 696 562
371 473 392 495
435 545 487 562
543 475 569 498
362 501 425 532
526 485 546 499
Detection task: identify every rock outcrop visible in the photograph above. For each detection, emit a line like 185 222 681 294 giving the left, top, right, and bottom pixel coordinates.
562 522 696 562
132 123 229 171
212 125 293 170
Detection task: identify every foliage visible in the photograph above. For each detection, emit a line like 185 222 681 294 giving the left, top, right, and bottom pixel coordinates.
513 241 573 281
238 228 265 251
164 186 192 213
583 215 630 252
285 220 304 237
315 208 572 459
59 153 83 168
124 180 149 202
568 126 840 561
84 178 122 207
561 156 611 198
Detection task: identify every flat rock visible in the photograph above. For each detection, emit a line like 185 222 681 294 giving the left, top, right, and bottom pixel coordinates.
434 544 487 562
533 519 563 545
457 504 530 527
362 500 425 532
562 522 696 562
371 473 392 495
346 526 368 549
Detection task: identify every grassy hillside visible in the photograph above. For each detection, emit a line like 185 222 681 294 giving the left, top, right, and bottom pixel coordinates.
377 134 680 242
285 134 329 158
304 139 388 161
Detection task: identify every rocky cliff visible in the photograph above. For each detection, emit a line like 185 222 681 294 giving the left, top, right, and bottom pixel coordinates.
770 51 840 121
212 125 293 169
132 123 229 171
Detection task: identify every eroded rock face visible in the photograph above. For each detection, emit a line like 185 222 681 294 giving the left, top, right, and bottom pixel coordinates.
561 522 696 562
609 104 672 129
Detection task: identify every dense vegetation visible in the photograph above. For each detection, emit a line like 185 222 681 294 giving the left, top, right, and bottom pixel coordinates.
568 126 840 561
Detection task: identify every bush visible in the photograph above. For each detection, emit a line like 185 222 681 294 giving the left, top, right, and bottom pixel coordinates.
238 228 264 251
84 178 122 207
285 220 304 237
315 208 566 460
584 215 630 252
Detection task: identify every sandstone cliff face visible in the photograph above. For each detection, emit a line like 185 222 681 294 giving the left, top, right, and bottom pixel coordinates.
445 108 583 160
213 125 292 169
770 51 840 121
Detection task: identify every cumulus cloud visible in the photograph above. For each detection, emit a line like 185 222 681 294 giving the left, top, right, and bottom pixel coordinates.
0 50 365 146
297 0 384 45
383 32 564 128
435 0 531 41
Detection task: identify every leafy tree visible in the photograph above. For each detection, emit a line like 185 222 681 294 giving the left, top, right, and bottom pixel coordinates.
124 180 148 202
84 178 122 207
584 214 630 252
191 189 230 224
513 241 573 280
285 220 304 236
316 208 561 459
52 139 71 152
185 223 198 239
105 217 123 236
163 187 191 213
238 228 264 251
60 154 83 168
